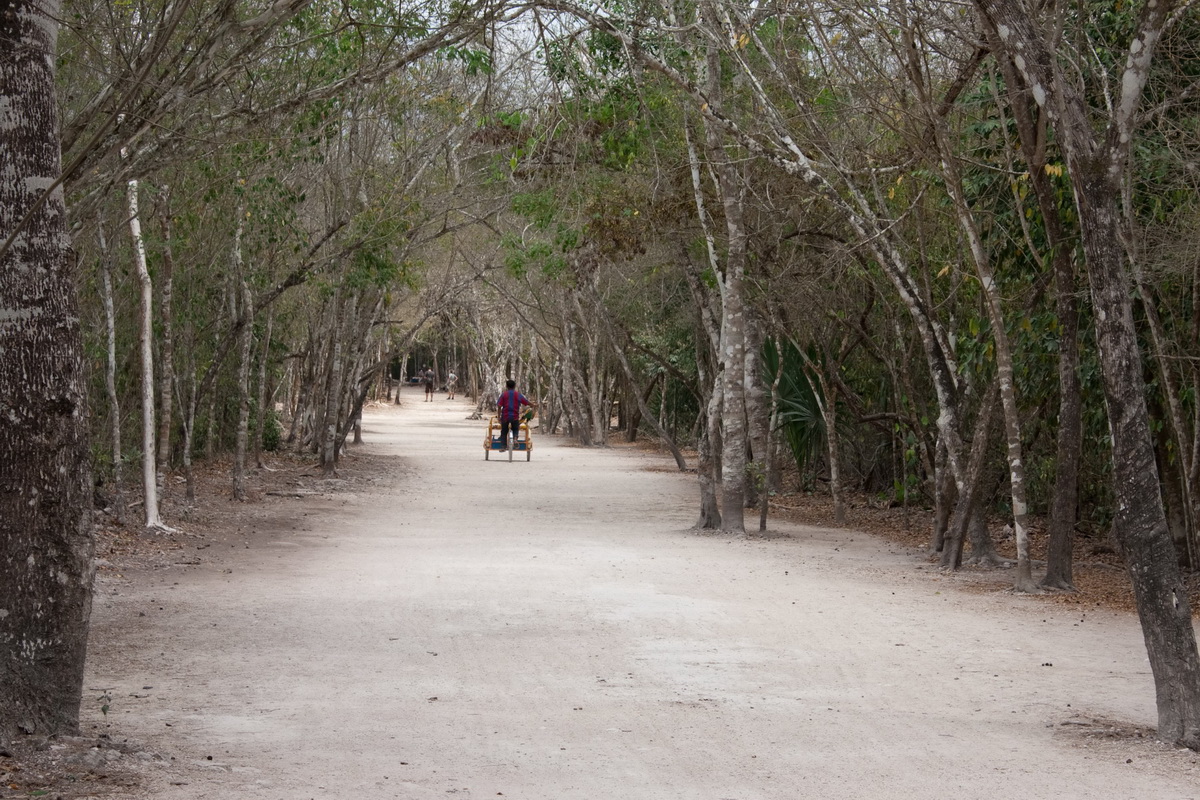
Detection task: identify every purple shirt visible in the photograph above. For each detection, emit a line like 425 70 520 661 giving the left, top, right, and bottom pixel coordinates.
497 389 530 421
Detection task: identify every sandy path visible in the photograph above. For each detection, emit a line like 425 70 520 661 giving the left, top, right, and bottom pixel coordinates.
84 389 1200 799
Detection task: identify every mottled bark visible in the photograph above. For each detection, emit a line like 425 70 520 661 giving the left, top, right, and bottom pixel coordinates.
704 44 748 534
931 439 952 553
0 0 94 738
940 154 1037 591
980 0 1200 748
682 129 724 530
990 44 1084 590
744 312 770 517
1076 175 1200 746
943 384 998 569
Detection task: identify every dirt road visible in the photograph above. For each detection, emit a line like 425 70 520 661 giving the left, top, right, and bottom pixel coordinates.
83 390 1200 799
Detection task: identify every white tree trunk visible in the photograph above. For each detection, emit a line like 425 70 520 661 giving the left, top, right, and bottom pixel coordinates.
125 175 164 529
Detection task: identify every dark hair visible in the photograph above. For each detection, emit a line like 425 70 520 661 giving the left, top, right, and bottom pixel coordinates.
506 379 516 389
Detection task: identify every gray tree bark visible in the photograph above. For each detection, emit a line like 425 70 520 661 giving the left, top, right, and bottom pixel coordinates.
0 0 94 738
987 34 1084 589
155 193 176 488
96 223 126 523
980 0 1200 746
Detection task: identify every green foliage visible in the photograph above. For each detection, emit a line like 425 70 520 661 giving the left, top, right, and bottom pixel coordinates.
260 408 283 452
763 338 825 478
440 45 493 76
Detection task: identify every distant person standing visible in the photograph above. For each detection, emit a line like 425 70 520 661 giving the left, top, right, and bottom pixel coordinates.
496 379 536 451
446 370 459 400
422 366 435 402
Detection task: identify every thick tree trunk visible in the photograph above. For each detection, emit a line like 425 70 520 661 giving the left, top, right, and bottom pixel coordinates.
1075 179 1200 746
0 0 94 738
980 0 1200 746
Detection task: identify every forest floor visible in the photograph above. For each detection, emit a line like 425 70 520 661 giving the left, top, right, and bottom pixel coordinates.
4 386 1200 799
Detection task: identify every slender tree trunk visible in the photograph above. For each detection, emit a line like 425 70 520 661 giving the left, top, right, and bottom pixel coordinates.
682 128 725 530
126 172 163 528
97 224 126 524
992 50 1085 589
255 314 274 469
703 44 749 533
175 342 198 503
943 384 999 569
761 336 786 531
931 439 953 553
155 193 176 489
1134 275 1196 567
744 312 770 515
606 322 688 470
934 117 1037 590
321 293 350 474
232 244 253 501
0 0 94 737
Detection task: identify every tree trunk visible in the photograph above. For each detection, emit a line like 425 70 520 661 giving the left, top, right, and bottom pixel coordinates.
980 0 1200 746
321 293 350 474
606 325 688 470
744 312 770 515
96 223 126 524
1043 220 1084 590
155 193 176 489
931 439 953 553
176 342 198 503
1075 177 1200 746
682 129 725 530
991 47 1084 590
126 172 164 528
761 336 787 531
232 272 253 499
704 43 749 534
943 384 998 569
0 0 94 738
254 314 274 469
934 117 1037 591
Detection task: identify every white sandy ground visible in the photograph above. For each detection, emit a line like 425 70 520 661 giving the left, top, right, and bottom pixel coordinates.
82 387 1200 799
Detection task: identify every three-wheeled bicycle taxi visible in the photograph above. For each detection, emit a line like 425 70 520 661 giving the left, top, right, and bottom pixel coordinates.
484 409 534 461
